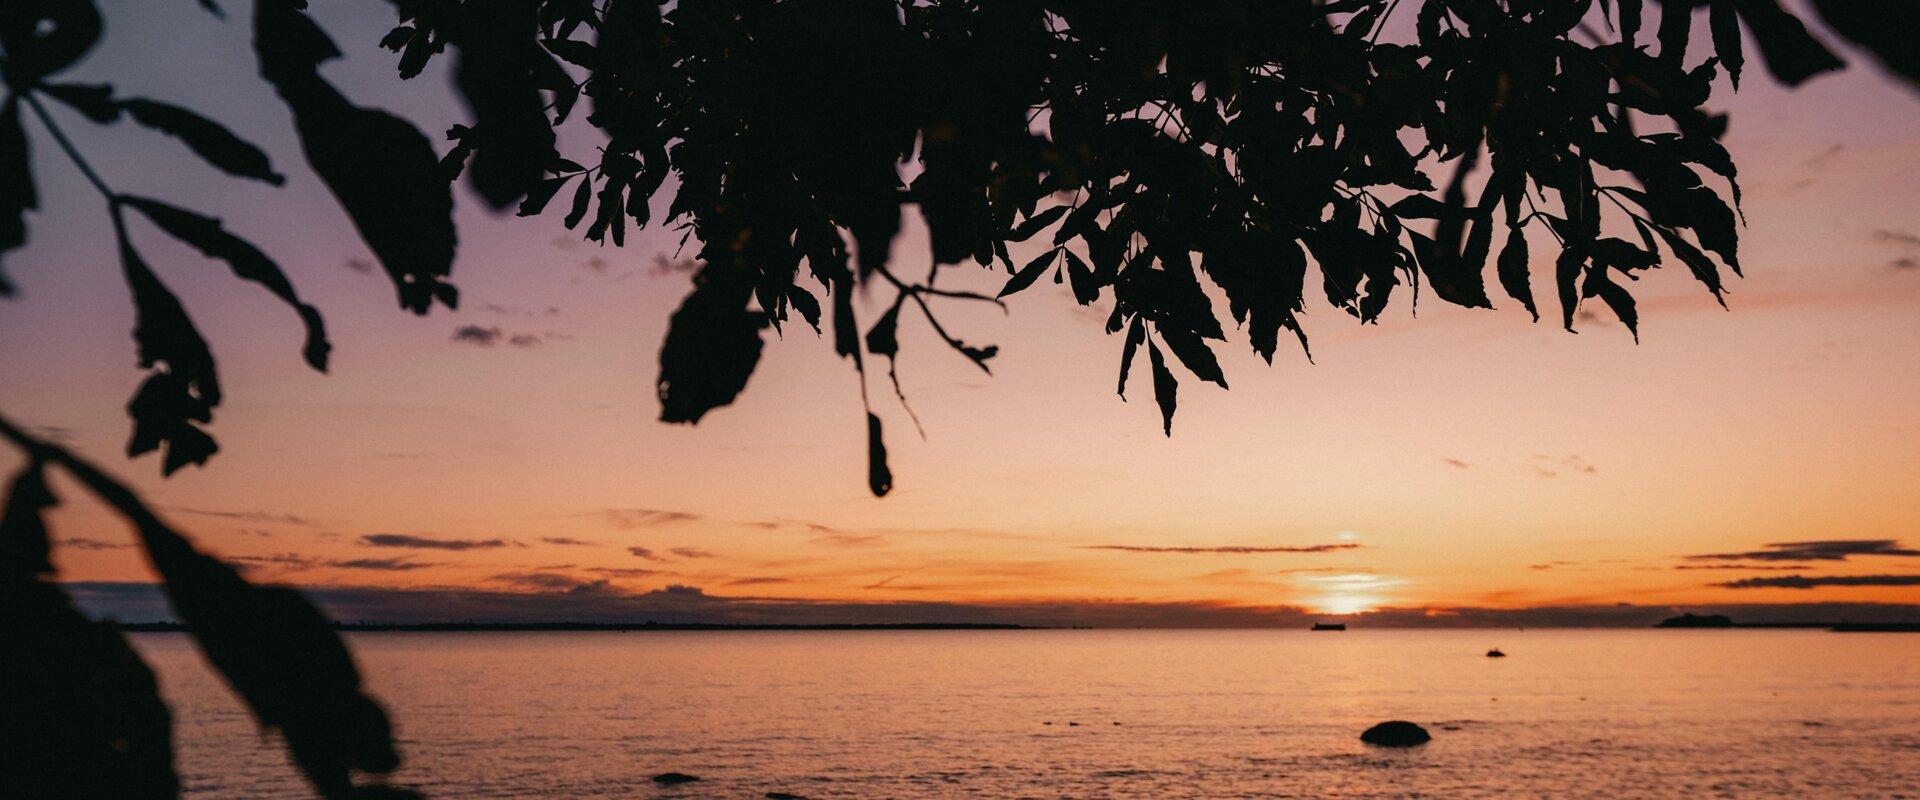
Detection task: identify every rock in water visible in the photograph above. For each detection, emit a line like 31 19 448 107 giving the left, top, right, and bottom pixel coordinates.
1360 720 1431 746
652 772 700 785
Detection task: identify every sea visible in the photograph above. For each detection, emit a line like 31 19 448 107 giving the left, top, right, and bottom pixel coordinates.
130 629 1920 799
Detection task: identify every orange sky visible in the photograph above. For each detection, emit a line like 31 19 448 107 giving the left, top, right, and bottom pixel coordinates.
3 1 1917 622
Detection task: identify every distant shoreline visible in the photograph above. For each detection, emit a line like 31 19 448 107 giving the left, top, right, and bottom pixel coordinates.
119 621 1038 632
113 621 1920 633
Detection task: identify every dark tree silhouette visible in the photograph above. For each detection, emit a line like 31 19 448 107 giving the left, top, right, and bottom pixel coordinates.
3 0 1915 797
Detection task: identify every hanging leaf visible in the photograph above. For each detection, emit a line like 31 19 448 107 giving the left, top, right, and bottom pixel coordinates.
515 175 570 217
1810 0 1916 88
1117 316 1144 398
452 0 559 208
0 98 33 296
997 248 1056 298
1741 0 1844 87
1708 0 1743 88
1584 269 1641 341
1497 225 1537 321
254 0 457 315
40 82 121 123
0 0 103 82
657 266 766 424
1148 339 1178 436
2 581 179 800
118 223 222 474
121 197 330 371
0 458 55 576
119 99 284 186
865 412 892 497
1158 328 1227 389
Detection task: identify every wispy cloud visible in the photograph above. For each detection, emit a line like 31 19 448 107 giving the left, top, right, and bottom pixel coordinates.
490 572 620 595
233 554 436 571
1442 458 1472 469
1671 564 1802 571
1083 544 1361 554
726 577 793 586
669 547 717 559
1871 229 1920 248
1530 454 1597 478
1687 539 1920 563
585 567 666 577
539 536 599 547
361 534 513 551
1719 574 1920 589
601 509 701 529
331 558 438 571
628 546 665 561
450 325 503 346
809 533 887 548
56 536 130 550
170 507 315 526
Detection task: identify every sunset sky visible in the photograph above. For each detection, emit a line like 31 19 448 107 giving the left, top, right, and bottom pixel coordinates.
4 1 1918 625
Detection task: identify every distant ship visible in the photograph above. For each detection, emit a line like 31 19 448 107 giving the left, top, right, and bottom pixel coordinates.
1311 622 1346 631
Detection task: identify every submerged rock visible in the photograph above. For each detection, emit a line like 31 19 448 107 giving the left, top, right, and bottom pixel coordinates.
1360 720 1431 747
652 772 700 785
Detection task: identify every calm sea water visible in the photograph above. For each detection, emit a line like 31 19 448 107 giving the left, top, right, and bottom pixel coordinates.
132 629 1920 798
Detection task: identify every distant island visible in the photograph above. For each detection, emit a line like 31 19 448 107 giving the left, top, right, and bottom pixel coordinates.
1655 613 1736 628
1654 614 1914 631
119 621 1034 633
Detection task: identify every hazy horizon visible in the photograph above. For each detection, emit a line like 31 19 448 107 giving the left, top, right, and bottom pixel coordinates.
5 0 1918 627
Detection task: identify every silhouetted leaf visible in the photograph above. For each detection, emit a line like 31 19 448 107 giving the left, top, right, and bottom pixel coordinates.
120 99 284 186
1063 249 1100 305
1620 0 1644 44
40 82 120 123
1555 249 1584 332
1 581 178 800
865 297 901 358
1812 0 1918 88
122 197 330 371
515 175 570 217
1709 0 1743 89
997 249 1056 298
1497 226 1537 321
658 266 765 424
1584 268 1641 341
1147 339 1177 436
1740 0 1843 87
0 98 33 296
1158 328 1227 389
562 175 593 229
787 286 823 333
1408 229 1492 308
1117 315 1144 399
254 0 457 315
0 458 54 576
1009 205 1068 242
1657 0 1693 64
118 222 221 474
0 0 102 82
452 0 559 208
866 412 892 497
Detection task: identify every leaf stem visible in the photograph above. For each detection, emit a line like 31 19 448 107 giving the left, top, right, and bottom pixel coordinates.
20 91 116 202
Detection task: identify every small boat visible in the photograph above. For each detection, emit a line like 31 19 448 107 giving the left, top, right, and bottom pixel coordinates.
1311 622 1346 631
1486 648 1506 658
